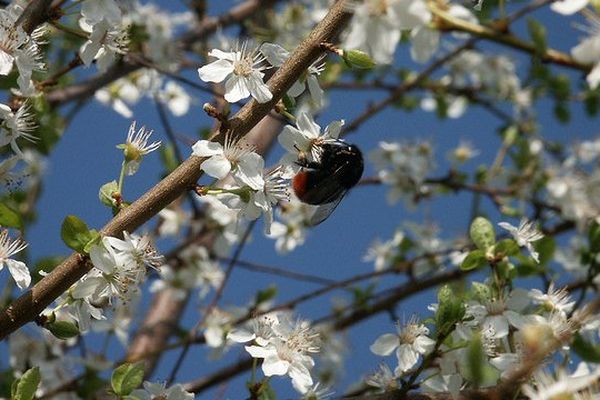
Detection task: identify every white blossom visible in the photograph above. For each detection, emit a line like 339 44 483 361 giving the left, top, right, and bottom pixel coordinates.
79 18 128 72
550 0 588 15
104 231 163 270
498 218 544 263
366 363 399 392
158 81 191 116
278 113 343 166
465 288 530 338
363 231 405 271
192 134 259 181
370 317 435 375
260 42 325 107
198 42 272 103
118 121 161 175
234 160 290 234
131 381 194 400
529 283 575 317
0 228 30 289
81 0 122 26
0 4 45 94
245 317 319 393
522 368 600 400
0 103 37 158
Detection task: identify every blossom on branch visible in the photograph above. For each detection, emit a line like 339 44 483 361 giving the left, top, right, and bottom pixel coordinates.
198 42 273 103
118 121 161 176
498 218 544 263
0 228 30 289
370 317 435 375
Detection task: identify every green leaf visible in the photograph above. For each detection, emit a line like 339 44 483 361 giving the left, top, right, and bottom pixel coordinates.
466 333 485 387
435 285 465 336
584 90 599 117
46 320 80 340
460 250 487 271
469 217 496 251
496 260 516 281
111 362 145 396
82 230 101 254
535 237 555 265
12 367 40 400
464 333 498 388
342 49 376 69
572 333 600 363
471 282 491 303
99 181 119 208
554 102 570 123
527 18 547 55
0 203 22 229
255 285 277 305
493 239 520 257
60 215 95 253
589 221 600 253
76 369 106 399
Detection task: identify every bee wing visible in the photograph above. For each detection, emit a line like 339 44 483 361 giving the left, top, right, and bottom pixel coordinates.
307 192 347 226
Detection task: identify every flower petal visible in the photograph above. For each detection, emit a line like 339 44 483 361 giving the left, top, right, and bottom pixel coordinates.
192 140 224 157
201 155 231 179
262 354 290 376
370 333 398 356
227 328 255 343
550 0 588 15
198 59 233 83
260 43 288 66
234 152 264 190
247 72 273 103
245 345 272 359
224 75 250 103
296 113 321 139
6 259 30 289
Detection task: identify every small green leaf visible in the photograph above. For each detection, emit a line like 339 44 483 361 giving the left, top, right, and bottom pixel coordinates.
111 362 145 396
496 260 516 280
76 369 107 398
82 230 101 254
460 250 487 271
99 181 119 208
435 285 465 336
46 320 80 340
60 215 94 253
469 217 496 252
554 102 570 123
584 90 599 116
527 18 547 55
572 333 600 363
589 221 600 253
471 282 491 303
464 333 498 388
493 239 520 257
466 333 485 387
12 367 40 400
255 285 277 305
342 49 376 69
535 237 555 265
0 203 22 229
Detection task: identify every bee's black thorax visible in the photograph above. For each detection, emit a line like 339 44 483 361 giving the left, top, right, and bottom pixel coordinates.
319 143 364 189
